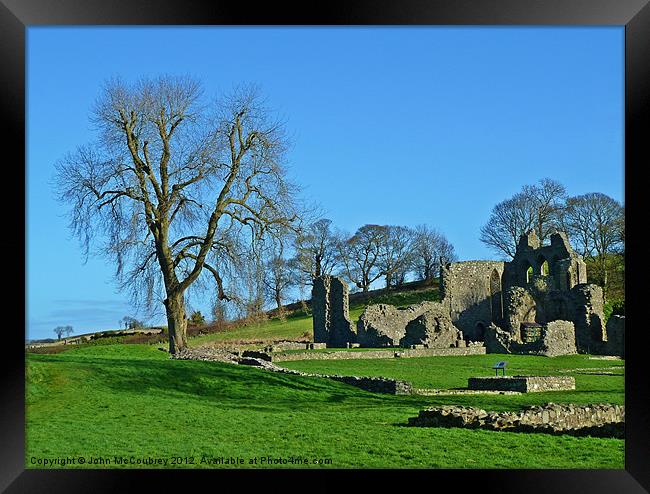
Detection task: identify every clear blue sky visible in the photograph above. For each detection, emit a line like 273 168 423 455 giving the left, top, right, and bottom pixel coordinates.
26 26 624 340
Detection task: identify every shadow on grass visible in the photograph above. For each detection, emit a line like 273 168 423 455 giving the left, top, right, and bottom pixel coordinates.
30 354 429 413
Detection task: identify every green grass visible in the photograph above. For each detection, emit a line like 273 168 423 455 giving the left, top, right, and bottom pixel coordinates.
189 312 313 347
281 354 624 410
26 344 623 469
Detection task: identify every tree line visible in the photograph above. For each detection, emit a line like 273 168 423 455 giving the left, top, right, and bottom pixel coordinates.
233 220 457 320
480 178 624 299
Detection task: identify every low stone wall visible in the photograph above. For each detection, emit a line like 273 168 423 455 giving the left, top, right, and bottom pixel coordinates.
255 361 413 395
327 375 413 395
408 403 624 438
272 346 486 362
263 341 312 351
467 376 575 393
173 347 240 363
175 347 412 395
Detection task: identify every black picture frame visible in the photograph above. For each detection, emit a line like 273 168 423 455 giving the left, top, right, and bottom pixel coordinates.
3 0 648 492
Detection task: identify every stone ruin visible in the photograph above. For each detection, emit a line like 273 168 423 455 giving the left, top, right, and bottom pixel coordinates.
312 275 356 347
431 230 622 357
312 277 465 349
604 315 624 358
312 277 468 348
479 231 621 356
357 300 465 348
311 230 624 357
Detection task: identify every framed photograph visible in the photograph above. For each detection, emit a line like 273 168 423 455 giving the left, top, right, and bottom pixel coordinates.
4 0 648 492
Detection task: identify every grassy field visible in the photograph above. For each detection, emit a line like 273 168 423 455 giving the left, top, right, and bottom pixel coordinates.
281 354 625 409
26 343 624 469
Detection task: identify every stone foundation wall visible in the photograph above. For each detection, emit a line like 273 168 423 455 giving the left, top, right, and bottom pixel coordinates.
328 375 413 395
408 403 624 438
264 341 327 352
467 376 576 393
273 346 486 362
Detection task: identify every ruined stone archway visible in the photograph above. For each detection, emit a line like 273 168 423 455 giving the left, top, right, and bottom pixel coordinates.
537 255 550 276
523 260 534 284
490 269 503 322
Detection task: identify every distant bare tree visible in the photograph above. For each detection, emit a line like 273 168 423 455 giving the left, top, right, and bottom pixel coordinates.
262 243 294 316
379 225 415 288
411 225 456 281
338 224 387 294
229 244 268 324
291 218 339 284
54 76 301 353
563 192 624 296
524 178 567 241
120 316 144 329
53 325 73 340
210 297 230 324
480 178 566 258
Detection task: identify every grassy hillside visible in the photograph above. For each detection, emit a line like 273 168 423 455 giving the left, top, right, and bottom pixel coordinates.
26 344 623 469
190 285 442 347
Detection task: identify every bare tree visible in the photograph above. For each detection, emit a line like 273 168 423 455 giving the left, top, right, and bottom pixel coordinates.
120 316 144 329
262 243 295 316
523 178 567 241
53 325 73 340
378 225 415 288
411 225 456 282
563 192 624 296
480 178 566 258
54 76 301 353
229 244 268 324
210 297 229 324
291 218 339 283
338 224 387 294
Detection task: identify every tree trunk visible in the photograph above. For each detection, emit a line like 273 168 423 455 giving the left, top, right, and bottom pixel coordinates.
275 292 285 319
165 292 188 354
315 254 322 278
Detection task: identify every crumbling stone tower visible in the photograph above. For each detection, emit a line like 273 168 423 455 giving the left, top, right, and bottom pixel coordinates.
499 230 607 354
312 275 356 347
503 230 587 291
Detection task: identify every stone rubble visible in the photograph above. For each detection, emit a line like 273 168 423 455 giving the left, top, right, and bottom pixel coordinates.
408 403 624 438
